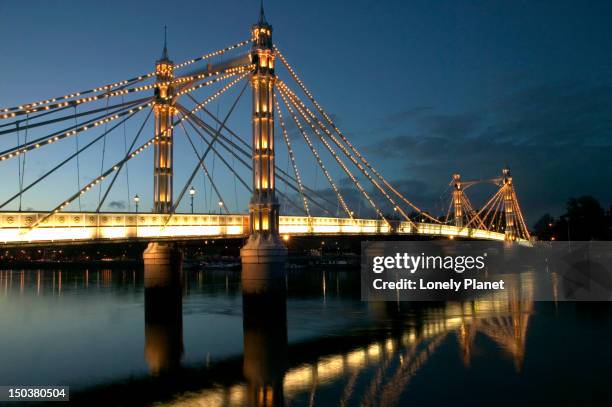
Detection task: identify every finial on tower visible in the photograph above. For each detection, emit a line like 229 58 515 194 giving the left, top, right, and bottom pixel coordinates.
259 0 267 24
161 25 169 60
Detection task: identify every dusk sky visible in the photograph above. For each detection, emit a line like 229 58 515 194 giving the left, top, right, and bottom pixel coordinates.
0 0 611 223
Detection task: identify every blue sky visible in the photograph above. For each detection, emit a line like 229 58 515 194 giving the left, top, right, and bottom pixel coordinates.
0 0 611 222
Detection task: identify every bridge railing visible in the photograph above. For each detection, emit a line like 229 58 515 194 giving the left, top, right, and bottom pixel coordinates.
0 212 511 245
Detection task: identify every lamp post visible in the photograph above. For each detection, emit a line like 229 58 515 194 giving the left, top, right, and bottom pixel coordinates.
218 201 224 215
134 194 140 214
133 194 140 239
189 186 196 214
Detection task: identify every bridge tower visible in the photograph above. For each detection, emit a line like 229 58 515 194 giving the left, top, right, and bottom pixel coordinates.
153 29 175 213
240 4 287 280
452 173 464 227
502 167 516 240
143 30 182 270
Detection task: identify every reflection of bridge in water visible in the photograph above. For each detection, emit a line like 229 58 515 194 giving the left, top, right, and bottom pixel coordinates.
144 269 534 406
0 264 535 406
147 270 533 406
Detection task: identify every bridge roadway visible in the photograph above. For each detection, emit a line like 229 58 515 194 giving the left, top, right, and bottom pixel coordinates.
0 211 514 246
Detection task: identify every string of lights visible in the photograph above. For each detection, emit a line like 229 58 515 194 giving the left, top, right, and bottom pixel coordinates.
184 110 330 216
166 78 250 223
511 187 531 239
461 194 482 226
179 118 243 215
1 66 247 121
95 109 153 212
465 187 504 230
277 86 354 220
1 74 154 118
280 85 389 225
174 39 252 69
1 39 251 118
278 81 413 227
178 110 251 194
0 108 150 210
0 97 148 136
489 193 506 231
185 97 338 212
173 64 252 86
26 71 249 232
273 97 311 218
0 100 153 162
0 70 246 162
275 45 440 225
175 66 253 97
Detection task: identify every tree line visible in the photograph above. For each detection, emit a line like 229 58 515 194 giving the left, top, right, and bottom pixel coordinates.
533 196 612 241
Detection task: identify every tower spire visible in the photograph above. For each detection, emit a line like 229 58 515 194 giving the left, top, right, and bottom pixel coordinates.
259 0 267 24
161 25 169 60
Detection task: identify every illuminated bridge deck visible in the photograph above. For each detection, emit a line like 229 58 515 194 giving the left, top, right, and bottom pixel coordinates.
0 212 517 246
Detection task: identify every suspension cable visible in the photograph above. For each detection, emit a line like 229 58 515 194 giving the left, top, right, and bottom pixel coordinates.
184 112 329 216
283 86 388 224
16 122 22 211
280 83 409 226
180 122 230 213
25 73 247 232
0 74 153 118
279 81 415 225
1 39 252 119
96 109 152 212
0 99 151 161
184 96 338 214
278 86 357 221
98 94 111 207
0 106 146 210
27 134 157 231
275 45 439 224
277 86 353 218
182 114 308 216
163 74 250 224
0 69 247 162
174 39 252 70
0 97 148 136
73 106 82 211
466 187 505 230
511 187 531 239
274 96 310 218
122 95 131 211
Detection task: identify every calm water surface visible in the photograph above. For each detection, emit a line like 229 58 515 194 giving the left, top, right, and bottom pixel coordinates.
0 266 611 406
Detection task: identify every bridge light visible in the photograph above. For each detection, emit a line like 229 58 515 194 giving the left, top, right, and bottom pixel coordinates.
189 187 196 214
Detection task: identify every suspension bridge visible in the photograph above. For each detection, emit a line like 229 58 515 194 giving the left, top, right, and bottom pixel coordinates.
0 5 531 252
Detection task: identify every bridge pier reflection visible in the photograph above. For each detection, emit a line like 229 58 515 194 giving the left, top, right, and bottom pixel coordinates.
242 275 288 406
143 250 184 374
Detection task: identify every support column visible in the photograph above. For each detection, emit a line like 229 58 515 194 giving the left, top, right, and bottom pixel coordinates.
145 33 182 265
452 173 463 227
502 167 516 241
240 8 287 280
153 39 175 214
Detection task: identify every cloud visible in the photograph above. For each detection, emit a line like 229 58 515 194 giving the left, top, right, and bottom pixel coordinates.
108 200 126 210
360 80 612 224
385 106 435 124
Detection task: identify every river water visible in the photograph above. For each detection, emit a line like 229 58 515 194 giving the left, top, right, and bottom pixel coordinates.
0 267 611 406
